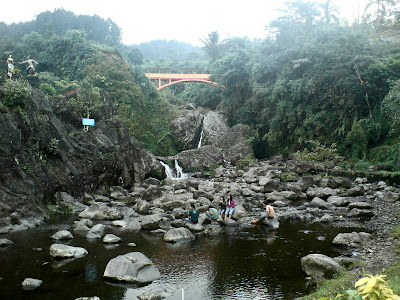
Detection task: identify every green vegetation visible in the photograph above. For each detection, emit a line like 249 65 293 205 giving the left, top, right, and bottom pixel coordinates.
299 270 357 300
2 79 32 107
1 2 400 162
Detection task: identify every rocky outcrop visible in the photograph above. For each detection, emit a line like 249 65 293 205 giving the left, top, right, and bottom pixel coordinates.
0 88 162 232
176 146 224 171
200 111 227 143
170 109 204 151
103 252 160 283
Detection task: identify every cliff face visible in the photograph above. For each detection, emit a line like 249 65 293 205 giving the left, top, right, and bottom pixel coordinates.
0 88 161 230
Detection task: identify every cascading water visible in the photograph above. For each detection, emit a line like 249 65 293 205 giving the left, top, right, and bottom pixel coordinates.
197 129 203 148
159 160 188 180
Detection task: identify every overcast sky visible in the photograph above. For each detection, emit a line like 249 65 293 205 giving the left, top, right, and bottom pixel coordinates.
0 0 370 45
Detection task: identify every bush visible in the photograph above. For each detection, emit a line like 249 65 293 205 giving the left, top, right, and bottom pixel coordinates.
294 140 343 163
2 79 32 107
39 83 56 95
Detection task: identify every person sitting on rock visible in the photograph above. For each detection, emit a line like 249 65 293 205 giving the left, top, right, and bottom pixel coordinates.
251 201 275 224
206 207 219 221
225 194 236 219
218 196 226 217
186 203 199 224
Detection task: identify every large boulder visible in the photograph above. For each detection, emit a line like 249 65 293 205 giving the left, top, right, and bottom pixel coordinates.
103 252 160 283
301 253 342 280
202 111 229 145
78 203 122 220
176 145 224 171
141 214 164 230
103 234 122 244
332 232 372 247
164 227 195 243
170 109 204 151
49 244 88 258
86 224 106 239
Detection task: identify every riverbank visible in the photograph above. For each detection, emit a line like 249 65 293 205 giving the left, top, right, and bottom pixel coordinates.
300 184 400 299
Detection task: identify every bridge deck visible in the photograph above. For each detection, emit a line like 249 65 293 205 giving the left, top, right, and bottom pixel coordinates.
144 73 211 80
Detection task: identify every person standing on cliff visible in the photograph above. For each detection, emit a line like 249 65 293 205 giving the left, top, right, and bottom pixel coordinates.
7 55 14 79
20 56 38 76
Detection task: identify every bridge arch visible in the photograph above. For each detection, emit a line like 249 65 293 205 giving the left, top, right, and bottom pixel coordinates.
144 72 218 90
158 79 218 90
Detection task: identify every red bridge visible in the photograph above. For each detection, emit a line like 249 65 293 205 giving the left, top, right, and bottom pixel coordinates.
144 68 217 90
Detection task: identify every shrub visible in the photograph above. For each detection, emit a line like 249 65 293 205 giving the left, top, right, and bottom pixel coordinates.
2 79 32 107
39 83 57 95
294 140 343 163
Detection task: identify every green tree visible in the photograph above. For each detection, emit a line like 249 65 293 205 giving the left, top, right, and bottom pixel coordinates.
364 0 397 26
200 31 227 62
382 79 400 133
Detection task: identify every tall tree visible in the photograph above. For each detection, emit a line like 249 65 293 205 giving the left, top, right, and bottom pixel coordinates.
200 31 227 62
320 0 340 24
364 0 397 26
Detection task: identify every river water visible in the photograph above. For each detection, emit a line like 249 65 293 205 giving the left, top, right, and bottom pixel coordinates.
0 217 358 300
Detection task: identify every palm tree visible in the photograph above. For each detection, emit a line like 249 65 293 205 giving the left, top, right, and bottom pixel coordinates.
321 0 340 24
364 0 397 26
200 31 227 62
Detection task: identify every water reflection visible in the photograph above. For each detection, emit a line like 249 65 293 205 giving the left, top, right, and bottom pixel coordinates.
0 218 361 300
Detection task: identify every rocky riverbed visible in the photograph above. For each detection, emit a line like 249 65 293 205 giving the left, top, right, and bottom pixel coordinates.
1 156 399 299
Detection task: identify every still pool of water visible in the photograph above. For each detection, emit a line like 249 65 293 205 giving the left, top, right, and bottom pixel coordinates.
0 218 358 300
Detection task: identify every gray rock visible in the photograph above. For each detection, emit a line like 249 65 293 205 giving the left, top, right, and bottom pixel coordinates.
143 177 161 188
327 196 351 207
347 186 365 196
138 287 168 300
73 218 93 231
287 160 313 174
103 252 160 283
75 297 100 300
49 244 88 258
103 234 122 244
204 224 223 237
262 179 282 193
79 203 122 220
348 202 372 209
0 238 13 247
346 208 374 218
110 186 128 199
332 232 372 247
51 230 73 240
141 214 163 230
262 216 280 229
301 253 342 280
164 227 195 242
127 243 137 247
306 187 337 199
112 220 127 227
221 218 237 227
232 205 247 219
310 197 335 210
135 200 151 215
317 214 334 223
185 222 204 232
86 224 106 239
22 278 43 290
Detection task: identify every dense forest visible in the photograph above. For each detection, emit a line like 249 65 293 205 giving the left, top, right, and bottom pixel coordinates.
1 1 400 170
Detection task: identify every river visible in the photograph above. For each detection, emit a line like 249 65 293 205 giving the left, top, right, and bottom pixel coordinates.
0 216 359 300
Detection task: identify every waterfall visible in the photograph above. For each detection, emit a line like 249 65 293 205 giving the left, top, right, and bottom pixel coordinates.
197 129 203 148
174 159 188 179
159 160 188 180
